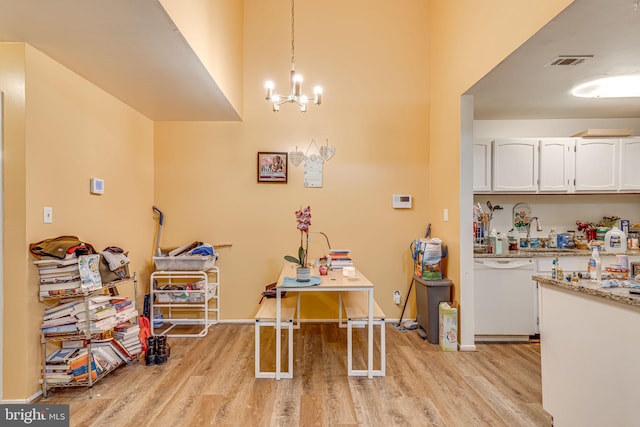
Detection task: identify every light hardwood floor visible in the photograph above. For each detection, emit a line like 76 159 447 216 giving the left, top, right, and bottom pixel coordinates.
40 323 552 426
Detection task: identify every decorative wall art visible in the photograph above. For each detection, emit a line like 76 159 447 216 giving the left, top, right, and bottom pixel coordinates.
257 152 288 183
290 139 335 188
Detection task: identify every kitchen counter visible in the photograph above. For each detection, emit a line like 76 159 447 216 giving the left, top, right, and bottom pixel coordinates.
532 275 640 309
535 274 640 426
475 248 640 258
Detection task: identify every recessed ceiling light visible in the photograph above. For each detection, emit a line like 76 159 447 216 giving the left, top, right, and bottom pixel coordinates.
572 75 640 98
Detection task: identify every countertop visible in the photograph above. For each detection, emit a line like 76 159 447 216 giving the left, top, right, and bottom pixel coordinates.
475 249 640 258
533 275 640 309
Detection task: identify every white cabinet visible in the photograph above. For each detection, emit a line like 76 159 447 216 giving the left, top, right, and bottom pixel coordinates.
574 139 618 191
539 138 574 192
492 139 539 192
620 137 640 190
473 139 492 192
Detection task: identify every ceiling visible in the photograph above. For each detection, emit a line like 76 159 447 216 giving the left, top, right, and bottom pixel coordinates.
0 0 638 121
468 0 640 120
0 0 239 121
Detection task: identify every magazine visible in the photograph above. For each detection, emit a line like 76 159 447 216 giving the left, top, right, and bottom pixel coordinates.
78 254 102 291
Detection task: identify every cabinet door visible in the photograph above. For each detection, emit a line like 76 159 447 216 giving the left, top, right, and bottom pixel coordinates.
492 139 539 192
473 140 492 192
574 139 618 191
620 137 640 190
539 138 574 192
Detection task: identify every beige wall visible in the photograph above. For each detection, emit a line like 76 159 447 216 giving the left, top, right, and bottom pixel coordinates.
160 0 244 117
427 0 573 306
1 44 154 399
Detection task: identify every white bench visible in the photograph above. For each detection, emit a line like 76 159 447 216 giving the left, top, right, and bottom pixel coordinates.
340 291 386 377
254 296 298 378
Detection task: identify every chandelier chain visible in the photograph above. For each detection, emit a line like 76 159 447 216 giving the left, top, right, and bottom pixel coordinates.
290 0 295 68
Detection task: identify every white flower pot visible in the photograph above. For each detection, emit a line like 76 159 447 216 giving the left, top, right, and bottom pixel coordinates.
296 267 311 282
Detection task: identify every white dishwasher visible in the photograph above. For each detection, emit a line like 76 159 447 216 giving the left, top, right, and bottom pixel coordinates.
474 258 537 341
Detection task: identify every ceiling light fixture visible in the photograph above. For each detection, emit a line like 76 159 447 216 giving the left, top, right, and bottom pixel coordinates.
264 0 322 112
572 75 640 98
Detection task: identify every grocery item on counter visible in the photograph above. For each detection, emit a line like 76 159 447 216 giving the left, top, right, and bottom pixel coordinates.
548 228 557 248
507 229 519 252
604 226 626 253
588 248 602 282
596 226 609 241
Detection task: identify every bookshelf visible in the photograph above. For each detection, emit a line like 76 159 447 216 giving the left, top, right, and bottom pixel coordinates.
40 278 139 398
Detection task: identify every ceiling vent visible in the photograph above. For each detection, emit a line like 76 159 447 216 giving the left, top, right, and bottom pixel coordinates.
545 55 594 66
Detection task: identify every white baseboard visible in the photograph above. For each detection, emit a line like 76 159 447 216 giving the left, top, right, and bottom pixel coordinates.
459 344 477 352
1 390 41 404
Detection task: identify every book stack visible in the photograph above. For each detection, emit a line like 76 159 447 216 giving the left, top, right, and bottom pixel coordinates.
42 300 81 336
34 257 82 299
329 249 353 270
44 348 77 384
112 322 142 356
73 296 138 333
42 295 138 336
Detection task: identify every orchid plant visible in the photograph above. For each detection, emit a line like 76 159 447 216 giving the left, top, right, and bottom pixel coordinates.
284 206 311 267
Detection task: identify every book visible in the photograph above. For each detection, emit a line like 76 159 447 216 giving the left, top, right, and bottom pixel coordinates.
114 300 133 312
46 348 79 364
33 257 79 267
43 301 81 320
42 323 78 335
41 315 77 328
78 254 102 291
69 350 98 381
38 264 80 275
40 273 81 284
90 306 117 320
39 280 81 291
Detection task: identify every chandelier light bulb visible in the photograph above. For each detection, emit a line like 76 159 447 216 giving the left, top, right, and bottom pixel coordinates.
313 86 323 105
265 81 274 100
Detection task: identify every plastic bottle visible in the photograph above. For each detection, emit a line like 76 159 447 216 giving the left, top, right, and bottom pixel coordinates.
604 226 627 253
496 232 507 255
548 228 557 249
588 248 602 281
551 258 558 280
489 229 497 254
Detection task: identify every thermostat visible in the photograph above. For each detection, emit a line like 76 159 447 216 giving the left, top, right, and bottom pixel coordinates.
392 194 412 209
90 178 104 195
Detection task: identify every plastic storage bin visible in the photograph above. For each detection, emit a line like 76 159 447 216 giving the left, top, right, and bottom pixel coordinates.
153 255 216 271
414 276 452 344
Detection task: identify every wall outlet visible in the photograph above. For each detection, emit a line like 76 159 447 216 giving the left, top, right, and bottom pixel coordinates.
394 290 401 305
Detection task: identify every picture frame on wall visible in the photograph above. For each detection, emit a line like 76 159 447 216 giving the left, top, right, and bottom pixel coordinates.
257 152 288 183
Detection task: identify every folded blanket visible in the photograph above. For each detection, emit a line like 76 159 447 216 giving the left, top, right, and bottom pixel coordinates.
281 276 322 287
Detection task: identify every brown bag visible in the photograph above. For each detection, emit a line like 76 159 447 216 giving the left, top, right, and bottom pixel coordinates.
258 282 285 303
29 235 93 259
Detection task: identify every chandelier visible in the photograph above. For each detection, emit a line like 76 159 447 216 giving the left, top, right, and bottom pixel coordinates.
264 0 322 112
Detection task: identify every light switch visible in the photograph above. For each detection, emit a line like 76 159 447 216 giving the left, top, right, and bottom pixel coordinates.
43 207 53 224
444 208 449 222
